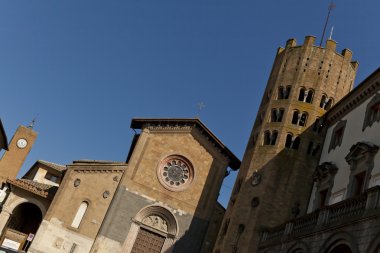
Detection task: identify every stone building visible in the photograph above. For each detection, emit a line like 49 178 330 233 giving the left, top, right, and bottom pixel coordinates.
214 36 358 253
258 68 380 253
0 118 239 253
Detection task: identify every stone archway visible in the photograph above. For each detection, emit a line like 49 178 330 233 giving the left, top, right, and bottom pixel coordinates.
319 232 359 253
7 202 42 235
329 244 352 253
0 202 43 251
123 205 178 253
287 241 309 253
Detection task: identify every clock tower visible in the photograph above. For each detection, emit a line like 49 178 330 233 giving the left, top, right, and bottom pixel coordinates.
0 125 38 184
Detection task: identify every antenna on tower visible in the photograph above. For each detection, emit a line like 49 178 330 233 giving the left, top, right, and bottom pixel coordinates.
28 115 38 129
329 26 334 40
320 1 336 46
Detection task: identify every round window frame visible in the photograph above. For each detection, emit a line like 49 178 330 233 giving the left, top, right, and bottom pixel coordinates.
157 155 194 192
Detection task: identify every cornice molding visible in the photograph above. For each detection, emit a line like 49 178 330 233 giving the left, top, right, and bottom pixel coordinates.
323 69 380 126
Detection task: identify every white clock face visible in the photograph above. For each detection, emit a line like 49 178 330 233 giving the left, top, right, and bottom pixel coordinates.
16 138 28 149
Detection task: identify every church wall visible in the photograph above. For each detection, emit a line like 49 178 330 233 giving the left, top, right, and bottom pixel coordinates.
28 219 94 253
29 163 126 253
92 189 209 253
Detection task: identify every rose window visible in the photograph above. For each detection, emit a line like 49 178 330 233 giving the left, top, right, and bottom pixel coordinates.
158 155 194 191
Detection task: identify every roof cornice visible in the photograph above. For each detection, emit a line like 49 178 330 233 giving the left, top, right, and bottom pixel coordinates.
323 68 380 126
131 118 241 170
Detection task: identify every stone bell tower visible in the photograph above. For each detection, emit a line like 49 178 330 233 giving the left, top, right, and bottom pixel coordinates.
0 125 37 184
214 36 358 253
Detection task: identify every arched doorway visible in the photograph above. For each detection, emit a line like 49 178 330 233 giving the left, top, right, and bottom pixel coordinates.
124 205 178 253
329 244 352 253
7 202 42 235
1 202 42 251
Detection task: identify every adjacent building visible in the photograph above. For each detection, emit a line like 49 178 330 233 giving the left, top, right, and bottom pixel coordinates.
258 68 380 253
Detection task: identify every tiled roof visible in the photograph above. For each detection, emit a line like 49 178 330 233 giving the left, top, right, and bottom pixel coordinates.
37 160 66 172
7 179 58 199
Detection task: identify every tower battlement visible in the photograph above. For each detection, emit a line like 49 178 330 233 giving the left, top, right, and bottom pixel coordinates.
278 36 358 70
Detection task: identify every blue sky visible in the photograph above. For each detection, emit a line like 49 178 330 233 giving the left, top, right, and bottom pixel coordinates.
1 0 380 207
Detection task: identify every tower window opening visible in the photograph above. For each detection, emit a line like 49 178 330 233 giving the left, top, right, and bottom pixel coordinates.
298 88 306 101
292 137 301 150
307 142 320 156
313 118 323 133
305 90 313 103
285 134 293 148
312 144 320 156
277 86 291 100
325 98 333 110
320 95 327 108
271 131 278 145
283 86 291 99
278 87 284 99
271 108 285 122
285 134 300 150
299 112 308 126
263 131 278 146
298 88 313 103
292 111 300 125
307 141 314 155
291 111 308 126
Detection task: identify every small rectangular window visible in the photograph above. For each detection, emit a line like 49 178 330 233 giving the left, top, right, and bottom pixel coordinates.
329 120 347 152
353 172 366 196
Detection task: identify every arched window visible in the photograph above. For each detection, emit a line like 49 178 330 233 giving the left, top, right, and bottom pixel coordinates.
285 86 291 99
285 134 293 148
278 86 291 99
271 108 284 122
263 131 271 145
325 98 333 110
285 134 300 149
271 131 278 145
277 86 284 99
298 88 313 103
263 131 278 146
312 144 320 156
307 142 320 156
313 118 321 132
298 88 306 101
292 110 300 124
307 141 314 155
299 112 308 126
320 94 327 108
305 90 314 103
292 137 301 150
71 201 88 228
292 111 307 126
